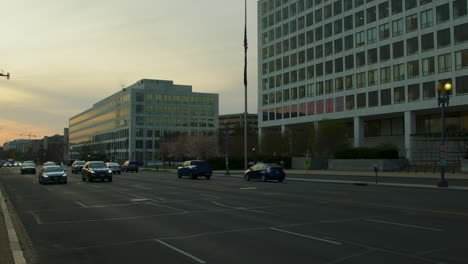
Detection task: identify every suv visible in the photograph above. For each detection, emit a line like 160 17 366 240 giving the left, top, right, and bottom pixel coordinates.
82 161 113 182
71 160 86 174
122 161 139 173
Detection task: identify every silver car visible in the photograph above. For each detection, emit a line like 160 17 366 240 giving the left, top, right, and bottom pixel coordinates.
106 162 122 174
39 165 67 184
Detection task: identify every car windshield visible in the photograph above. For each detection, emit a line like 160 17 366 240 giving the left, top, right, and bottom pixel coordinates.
266 163 281 168
88 163 106 169
23 164 34 168
191 161 206 165
44 167 63 173
75 161 85 165
107 163 119 166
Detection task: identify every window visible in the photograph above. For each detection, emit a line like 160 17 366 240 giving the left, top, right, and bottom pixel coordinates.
408 84 420 101
422 57 435 76
454 23 468 44
291 70 298 83
325 60 334 75
346 94 355 110
356 51 366 67
307 48 314 62
381 89 391 105
356 31 365 47
316 63 324 76
453 0 468 19
356 72 366 88
344 0 353 11
392 19 403 36
276 74 282 87
378 2 389 19
334 1 342 15
355 0 364 7
455 49 468 70
283 72 290 85
380 66 391 84
355 11 364 27
334 19 343 34
334 38 343 53
422 81 436 100
368 91 378 107
456 75 468 95
283 39 289 52
421 33 434 52
393 41 404 58
299 85 306 98
406 0 417 10
357 93 366 108
290 36 297 50
368 70 378 86
316 81 324 95
391 0 403 15
366 6 376 24
345 75 354 90
316 45 323 58
291 87 298 100
290 20 297 34
344 15 353 31
421 9 433 28
315 26 323 41
299 50 306 64
306 12 314 27
394 86 405 103
283 89 290 101
437 28 451 48
315 8 323 23
307 65 314 79
380 45 390 61
307 83 315 97
335 77 344 92
438 53 452 73
406 37 419 55
379 23 390 40
324 4 332 19
307 30 314 44
345 34 354 50
407 60 419 78
368 48 377 64
436 3 450 24
325 79 333 93
367 27 377 44
283 56 290 68
345 54 354 69
276 91 283 103
406 14 418 32
335 58 343 72
298 33 305 47
393 63 405 81
324 23 333 38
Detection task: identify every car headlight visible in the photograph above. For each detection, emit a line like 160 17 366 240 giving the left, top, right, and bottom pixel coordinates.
108 170 112 173
63 174 67 177
91 171 95 174
43 174 49 178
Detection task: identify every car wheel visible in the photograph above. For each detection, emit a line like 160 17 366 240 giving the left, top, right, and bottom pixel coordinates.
177 171 182 178
118 172 121 175
88 176 93 182
261 174 267 182
190 171 196 179
245 174 250 181
278 178 284 183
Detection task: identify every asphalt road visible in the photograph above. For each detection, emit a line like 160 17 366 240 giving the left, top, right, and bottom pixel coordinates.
1 167 468 264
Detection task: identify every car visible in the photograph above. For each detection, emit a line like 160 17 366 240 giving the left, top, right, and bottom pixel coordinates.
177 160 213 179
43 161 57 167
106 162 122 174
243 163 285 182
38 165 67 184
20 163 36 174
82 161 113 182
23 161 36 166
71 160 86 174
3 162 12 167
121 161 139 173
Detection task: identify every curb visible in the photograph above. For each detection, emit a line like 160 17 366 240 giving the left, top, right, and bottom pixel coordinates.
0 188 27 264
215 173 468 191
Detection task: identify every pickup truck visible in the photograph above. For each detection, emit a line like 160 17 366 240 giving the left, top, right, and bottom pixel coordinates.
177 160 212 180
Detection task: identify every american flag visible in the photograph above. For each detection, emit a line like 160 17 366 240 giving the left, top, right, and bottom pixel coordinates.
243 24 248 87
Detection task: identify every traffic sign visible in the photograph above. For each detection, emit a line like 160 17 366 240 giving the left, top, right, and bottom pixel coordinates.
304 159 311 169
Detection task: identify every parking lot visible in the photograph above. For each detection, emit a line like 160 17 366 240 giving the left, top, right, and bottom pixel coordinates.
1 167 468 264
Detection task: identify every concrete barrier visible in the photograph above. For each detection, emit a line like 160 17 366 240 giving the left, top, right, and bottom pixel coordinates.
462 160 468 174
292 157 328 170
328 159 408 172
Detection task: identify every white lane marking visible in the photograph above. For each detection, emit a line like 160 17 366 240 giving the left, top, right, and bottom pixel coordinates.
154 239 206 264
130 198 149 202
240 187 256 190
132 184 152 190
269 227 342 245
211 201 230 208
210 201 271 215
200 194 220 199
363 219 443 232
30 211 43 225
90 185 102 189
46 187 54 192
74 201 87 207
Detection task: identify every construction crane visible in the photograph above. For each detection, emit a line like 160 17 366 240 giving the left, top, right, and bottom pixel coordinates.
18 133 37 140
0 70 10 79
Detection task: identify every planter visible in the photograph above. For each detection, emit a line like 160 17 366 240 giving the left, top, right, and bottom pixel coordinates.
328 159 408 172
462 159 468 174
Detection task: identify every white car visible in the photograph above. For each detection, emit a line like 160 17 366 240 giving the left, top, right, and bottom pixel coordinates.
106 162 122 174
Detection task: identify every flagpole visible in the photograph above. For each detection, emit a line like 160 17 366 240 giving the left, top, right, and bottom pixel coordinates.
243 0 248 170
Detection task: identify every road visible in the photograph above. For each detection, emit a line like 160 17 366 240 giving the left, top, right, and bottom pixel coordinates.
1 167 468 264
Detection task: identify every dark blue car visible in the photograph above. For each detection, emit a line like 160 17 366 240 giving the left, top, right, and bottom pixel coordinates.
177 160 212 179
244 163 285 182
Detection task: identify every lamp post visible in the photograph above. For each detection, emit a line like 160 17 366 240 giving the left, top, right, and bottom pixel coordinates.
436 81 452 187
224 120 230 176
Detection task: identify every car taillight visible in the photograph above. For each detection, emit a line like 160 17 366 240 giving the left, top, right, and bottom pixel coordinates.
118 166 122 168
282 167 285 172
194 167 198 170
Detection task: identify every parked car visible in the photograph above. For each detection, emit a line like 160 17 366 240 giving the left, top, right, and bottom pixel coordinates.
243 163 285 182
106 162 122 174
177 160 213 179
38 165 67 184
82 161 113 182
121 161 139 173
20 163 36 174
71 160 86 174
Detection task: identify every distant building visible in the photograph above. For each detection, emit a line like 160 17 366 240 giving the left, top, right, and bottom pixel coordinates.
3 139 31 152
219 113 258 157
68 79 219 163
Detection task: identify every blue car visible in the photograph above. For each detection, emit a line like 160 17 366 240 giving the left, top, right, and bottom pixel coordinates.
244 163 285 182
177 160 212 179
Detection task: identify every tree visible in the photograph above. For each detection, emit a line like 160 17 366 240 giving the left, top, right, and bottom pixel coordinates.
315 119 350 157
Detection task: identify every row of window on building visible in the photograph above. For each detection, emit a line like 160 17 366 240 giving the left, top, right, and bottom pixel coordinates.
70 94 130 127
135 93 216 105
135 105 216 117
262 50 468 97
262 75 468 121
135 117 217 128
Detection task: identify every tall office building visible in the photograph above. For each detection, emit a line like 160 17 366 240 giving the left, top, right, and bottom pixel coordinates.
258 0 468 161
69 79 219 163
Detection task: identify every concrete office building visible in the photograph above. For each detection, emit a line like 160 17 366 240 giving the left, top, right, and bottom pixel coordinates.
69 79 219 164
258 0 468 161
3 139 31 152
219 113 259 157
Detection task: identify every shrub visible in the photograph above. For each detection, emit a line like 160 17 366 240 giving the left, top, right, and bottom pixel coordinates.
335 146 399 159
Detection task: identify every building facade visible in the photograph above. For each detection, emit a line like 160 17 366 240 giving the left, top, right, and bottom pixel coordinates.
219 113 259 157
3 139 31 152
69 79 219 164
258 0 468 161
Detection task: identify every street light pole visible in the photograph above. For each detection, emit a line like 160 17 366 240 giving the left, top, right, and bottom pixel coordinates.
436 81 452 187
224 120 230 176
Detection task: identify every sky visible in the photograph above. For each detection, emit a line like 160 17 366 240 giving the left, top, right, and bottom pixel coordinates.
0 0 259 146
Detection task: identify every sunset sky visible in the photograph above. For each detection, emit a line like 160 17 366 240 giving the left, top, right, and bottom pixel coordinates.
0 0 258 146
